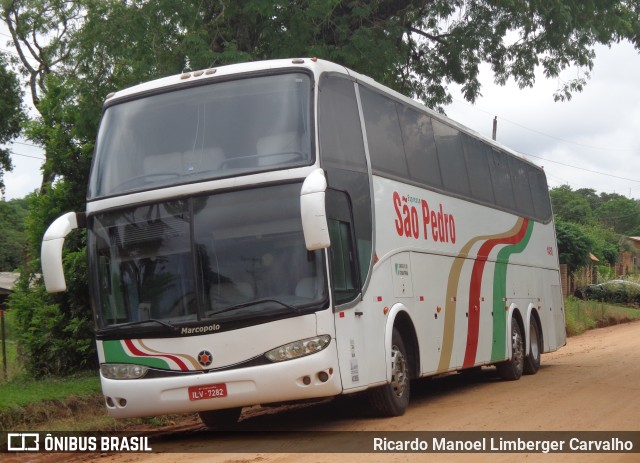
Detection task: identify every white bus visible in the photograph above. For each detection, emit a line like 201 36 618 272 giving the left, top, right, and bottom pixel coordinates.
41 58 566 427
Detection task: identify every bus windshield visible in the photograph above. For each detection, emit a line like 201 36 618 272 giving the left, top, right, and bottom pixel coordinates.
88 73 313 198
89 183 328 329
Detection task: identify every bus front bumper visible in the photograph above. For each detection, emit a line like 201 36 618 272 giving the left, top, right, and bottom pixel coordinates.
100 342 342 418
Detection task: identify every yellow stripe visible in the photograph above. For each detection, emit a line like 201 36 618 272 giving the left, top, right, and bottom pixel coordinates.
437 217 525 372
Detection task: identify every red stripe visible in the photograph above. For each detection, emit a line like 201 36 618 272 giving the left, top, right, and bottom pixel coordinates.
462 219 529 368
123 339 189 371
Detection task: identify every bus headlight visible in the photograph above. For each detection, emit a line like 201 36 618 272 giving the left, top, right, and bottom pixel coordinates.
101 363 149 379
265 335 331 362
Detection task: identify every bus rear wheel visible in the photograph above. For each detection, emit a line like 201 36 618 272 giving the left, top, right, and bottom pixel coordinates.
368 328 410 417
198 407 242 429
524 318 541 375
496 319 524 381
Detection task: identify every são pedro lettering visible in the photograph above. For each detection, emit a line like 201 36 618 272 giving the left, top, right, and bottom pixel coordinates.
393 191 456 243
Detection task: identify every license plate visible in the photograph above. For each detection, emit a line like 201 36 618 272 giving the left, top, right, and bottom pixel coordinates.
188 383 228 401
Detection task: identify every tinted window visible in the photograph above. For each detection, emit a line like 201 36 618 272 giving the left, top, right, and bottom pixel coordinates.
328 220 359 304
319 75 367 172
529 169 552 220
90 73 312 198
360 87 408 177
398 106 442 188
462 136 495 204
433 120 470 196
509 156 535 217
89 183 328 329
490 149 516 210
326 189 361 304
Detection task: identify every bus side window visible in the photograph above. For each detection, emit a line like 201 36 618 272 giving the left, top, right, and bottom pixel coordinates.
490 149 516 210
328 219 359 305
318 74 367 173
326 189 361 306
432 119 471 196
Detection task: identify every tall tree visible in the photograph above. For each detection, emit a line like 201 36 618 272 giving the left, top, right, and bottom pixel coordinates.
1 0 83 193
555 220 593 273
0 52 26 195
550 185 594 225
0 198 28 270
596 197 640 235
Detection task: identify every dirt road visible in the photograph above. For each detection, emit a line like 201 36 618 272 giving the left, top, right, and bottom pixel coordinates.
10 321 640 463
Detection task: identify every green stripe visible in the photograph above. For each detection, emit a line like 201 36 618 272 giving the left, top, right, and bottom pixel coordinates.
102 340 171 369
491 221 534 362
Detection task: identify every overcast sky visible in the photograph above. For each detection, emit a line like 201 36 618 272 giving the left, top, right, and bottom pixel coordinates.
447 40 640 200
2 27 639 201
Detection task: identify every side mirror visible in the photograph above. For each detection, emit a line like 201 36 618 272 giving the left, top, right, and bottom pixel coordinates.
300 169 330 250
41 212 84 292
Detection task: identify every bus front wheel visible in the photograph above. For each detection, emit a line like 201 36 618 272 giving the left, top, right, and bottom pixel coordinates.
368 328 410 417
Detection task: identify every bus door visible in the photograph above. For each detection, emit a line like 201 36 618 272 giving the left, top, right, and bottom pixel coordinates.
326 189 370 390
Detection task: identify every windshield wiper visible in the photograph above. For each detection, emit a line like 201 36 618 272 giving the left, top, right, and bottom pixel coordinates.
207 298 301 317
104 319 179 332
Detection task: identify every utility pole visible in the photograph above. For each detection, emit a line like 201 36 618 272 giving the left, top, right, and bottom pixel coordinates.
492 116 497 141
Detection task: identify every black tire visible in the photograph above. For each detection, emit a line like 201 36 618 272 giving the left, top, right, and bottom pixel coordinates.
523 318 541 375
198 407 242 429
368 328 410 417
496 319 524 381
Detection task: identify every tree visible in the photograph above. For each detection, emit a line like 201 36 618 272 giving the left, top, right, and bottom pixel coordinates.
0 53 26 195
550 185 594 225
555 220 593 273
2 0 84 193
68 1 640 109
0 198 28 271
578 223 619 266
596 197 640 235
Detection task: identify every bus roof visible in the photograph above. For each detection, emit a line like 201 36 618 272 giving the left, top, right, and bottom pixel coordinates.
104 58 348 105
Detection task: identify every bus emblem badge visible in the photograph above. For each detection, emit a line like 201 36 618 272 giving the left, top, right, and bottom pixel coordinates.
197 350 213 367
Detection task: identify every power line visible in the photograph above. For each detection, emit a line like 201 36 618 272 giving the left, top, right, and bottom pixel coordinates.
7 150 45 161
451 96 635 152
11 140 41 149
523 151 640 184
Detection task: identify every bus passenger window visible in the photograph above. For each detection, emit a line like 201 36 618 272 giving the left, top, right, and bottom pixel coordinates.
328 219 359 305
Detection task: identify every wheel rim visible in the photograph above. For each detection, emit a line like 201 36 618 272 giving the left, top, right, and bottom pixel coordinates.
512 325 524 368
390 344 408 398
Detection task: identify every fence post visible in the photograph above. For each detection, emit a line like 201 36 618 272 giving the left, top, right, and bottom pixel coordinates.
1 306 6 381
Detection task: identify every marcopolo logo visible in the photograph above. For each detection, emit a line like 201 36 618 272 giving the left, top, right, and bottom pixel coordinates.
180 323 221 335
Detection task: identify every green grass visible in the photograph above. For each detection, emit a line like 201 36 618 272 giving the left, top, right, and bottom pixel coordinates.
0 371 101 412
564 296 640 336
